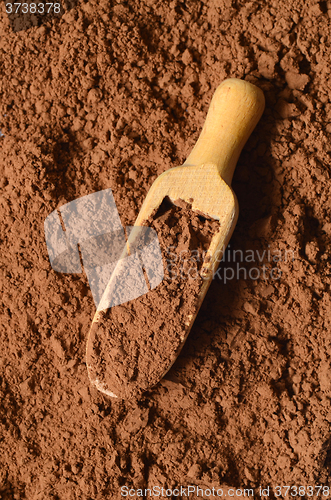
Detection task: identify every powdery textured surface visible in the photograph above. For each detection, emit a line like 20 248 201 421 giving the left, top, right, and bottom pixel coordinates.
1 0 331 497
87 200 219 400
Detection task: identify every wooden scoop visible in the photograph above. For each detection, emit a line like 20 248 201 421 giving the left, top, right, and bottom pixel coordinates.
86 78 265 398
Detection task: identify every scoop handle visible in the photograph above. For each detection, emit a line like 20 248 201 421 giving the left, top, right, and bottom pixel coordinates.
183 79 265 186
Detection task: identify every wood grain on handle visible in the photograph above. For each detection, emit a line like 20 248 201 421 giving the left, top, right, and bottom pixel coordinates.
184 79 265 185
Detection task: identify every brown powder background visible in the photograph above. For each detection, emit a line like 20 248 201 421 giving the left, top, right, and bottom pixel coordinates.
1 0 331 498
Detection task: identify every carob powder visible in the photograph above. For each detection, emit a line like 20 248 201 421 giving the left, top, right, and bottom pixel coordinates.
2 0 331 497
87 198 220 400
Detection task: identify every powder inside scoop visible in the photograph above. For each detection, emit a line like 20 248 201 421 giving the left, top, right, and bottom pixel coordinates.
86 198 220 399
